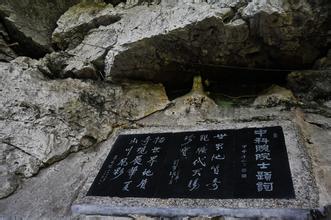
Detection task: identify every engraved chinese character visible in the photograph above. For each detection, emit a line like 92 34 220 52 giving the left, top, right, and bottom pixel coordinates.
129 138 138 144
172 160 179 170
142 169 154 177
188 178 200 191
180 146 190 158
117 158 128 167
206 178 221 191
215 143 224 150
147 155 158 167
214 133 227 140
256 182 273 192
192 168 202 177
107 155 118 169
255 153 271 161
254 129 267 137
255 137 269 145
112 167 124 179
181 134 195 146
196 146 207 155
125 146 134 156
141 136 151 146
211 154 225 161
131 155 143 165
211 164 220 175
137 145 147 155
128 166 139 179
151 146 161 154
154 136 165 144
256 171 272 181
122 181 132 192
169 160 180 184
193 156 207 167
200 134 209 142
255 145 270 153
257 162 271 169
136 179 148 189
241 173 247 178
169 170 180 185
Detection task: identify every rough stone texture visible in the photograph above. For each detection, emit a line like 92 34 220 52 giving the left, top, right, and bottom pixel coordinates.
0 59 169 198
0 23 16 62
52 2 122 50
0 0 80 57
287 70 331 101
45 0 330 83
253 85 297 107
296 111 331 205
0 0 330 219
0 173 18 199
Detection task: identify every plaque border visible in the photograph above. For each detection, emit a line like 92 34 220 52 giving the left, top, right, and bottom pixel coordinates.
72 120 318 217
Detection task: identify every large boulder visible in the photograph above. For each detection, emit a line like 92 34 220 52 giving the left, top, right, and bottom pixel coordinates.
44 0 330 84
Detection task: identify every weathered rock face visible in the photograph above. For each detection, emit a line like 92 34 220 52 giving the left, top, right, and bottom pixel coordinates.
0 23 16 62
0 58 169 198
52 2 122 50
0 0 80 57
46 0 330 84
288 70 331 102
0 0 330 219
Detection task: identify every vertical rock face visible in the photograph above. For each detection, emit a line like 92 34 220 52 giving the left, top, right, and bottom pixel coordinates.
0 57 169 199
0 0 330 218
0 23 16 62
0 0 80 57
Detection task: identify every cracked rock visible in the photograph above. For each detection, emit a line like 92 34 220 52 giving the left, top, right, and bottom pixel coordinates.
46 0 330 83
52 2 122 50
287 70 331 102
253 85 297 107
0 58 169 180
0 172 18 199
0 23 16 62
0 0 80 58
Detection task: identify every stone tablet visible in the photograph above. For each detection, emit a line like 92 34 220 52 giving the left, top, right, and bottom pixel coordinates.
87 126 295 199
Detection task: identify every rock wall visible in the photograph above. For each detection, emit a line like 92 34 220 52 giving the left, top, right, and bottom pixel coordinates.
0 0 330 219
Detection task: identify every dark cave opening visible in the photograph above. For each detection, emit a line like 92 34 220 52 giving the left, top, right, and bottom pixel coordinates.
164 63 290 105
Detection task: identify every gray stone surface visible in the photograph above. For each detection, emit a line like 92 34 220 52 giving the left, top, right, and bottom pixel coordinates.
52 2 122 50
0 23 16 62
0 0 80 57
288 70 331 101
0 59 169 198
0 0 330 219
253 85 297 107
43 0 330 83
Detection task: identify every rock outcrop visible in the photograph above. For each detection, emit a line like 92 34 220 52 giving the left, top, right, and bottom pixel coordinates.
0 57 168 198
42 0 330 84
0 0 80 57
0 0 330 219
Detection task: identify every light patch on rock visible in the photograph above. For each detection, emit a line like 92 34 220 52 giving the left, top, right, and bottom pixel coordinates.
253 85 297 107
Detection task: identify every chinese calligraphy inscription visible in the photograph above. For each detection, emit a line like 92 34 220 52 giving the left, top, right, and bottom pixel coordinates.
87 126 295 199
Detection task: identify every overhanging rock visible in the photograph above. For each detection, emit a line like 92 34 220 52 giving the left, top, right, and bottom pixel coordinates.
45 0 330 83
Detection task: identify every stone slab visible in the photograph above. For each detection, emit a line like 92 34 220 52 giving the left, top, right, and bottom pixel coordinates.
72 120 318 217
87 126 294 199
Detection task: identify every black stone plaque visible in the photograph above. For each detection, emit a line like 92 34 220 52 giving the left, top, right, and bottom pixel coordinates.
87 126 295 199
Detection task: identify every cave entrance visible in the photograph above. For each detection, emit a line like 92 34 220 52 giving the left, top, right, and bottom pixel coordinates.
164 64 290 106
